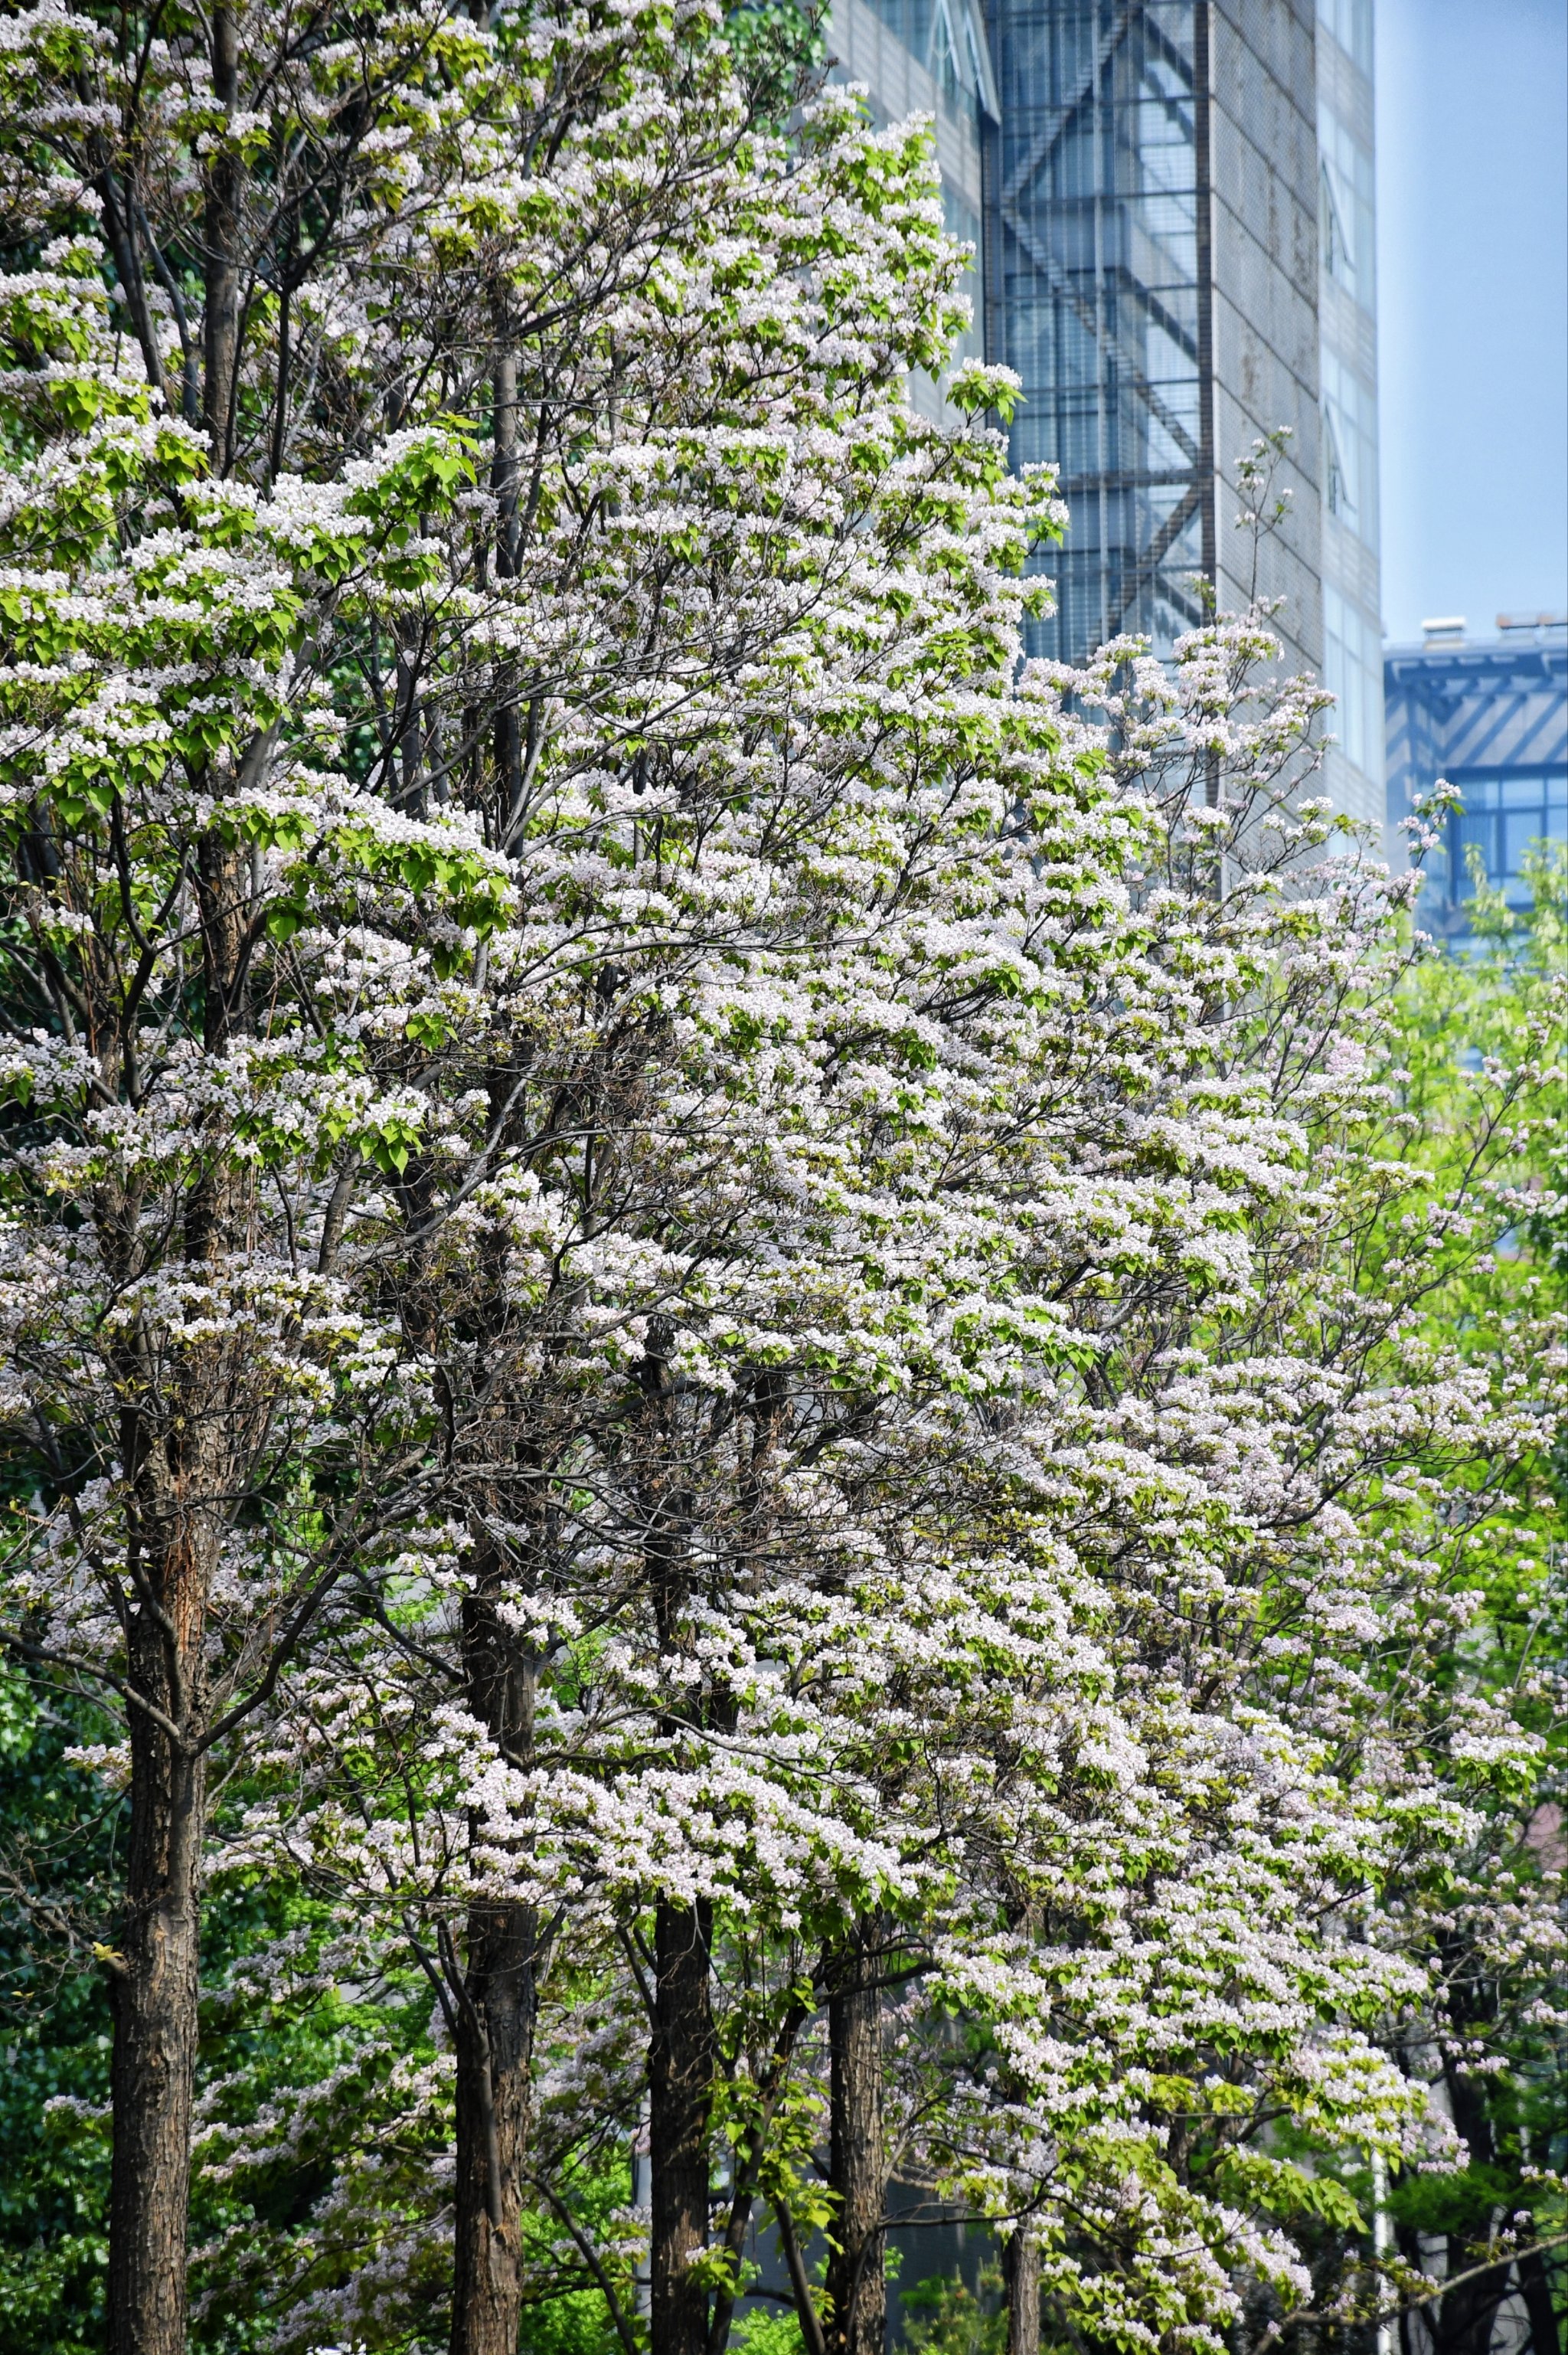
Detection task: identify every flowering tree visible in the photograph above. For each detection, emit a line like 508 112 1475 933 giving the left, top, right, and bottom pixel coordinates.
890 631 1563 2353
1351 849 1568 2353
0 187 499 2355
190 64 1071 2355
0 2 855 2347
188 553 1564 2355
2 9 1563 2355
201 499 1562 2355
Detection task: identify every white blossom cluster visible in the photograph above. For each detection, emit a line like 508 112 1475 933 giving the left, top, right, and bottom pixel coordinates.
0 5 1561 2353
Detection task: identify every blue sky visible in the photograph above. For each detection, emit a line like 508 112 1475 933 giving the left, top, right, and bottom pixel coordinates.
1377 0 1568 643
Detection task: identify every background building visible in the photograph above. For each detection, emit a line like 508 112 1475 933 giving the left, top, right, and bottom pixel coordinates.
1384 616 1568 939
825 0 1386 828
825 0 994 417
988 2 1325 689
1315 0 1383 827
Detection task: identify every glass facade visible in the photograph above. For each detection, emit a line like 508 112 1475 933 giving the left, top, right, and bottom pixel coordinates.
1452 775 1568 898
984 1 1328 682
1319 345 1377 548
856 0 999 106
1384 623 1568 936
1324 583 1381 777
1316 0 1372 76
987 2 1209 660
1317 94 1375 315
827 0 1384 830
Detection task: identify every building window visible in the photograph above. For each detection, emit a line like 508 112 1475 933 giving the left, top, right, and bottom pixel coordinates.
1324 585 1383 782
1318 106 1376 316
1321 160 1354 291
1323 403 1351 522
1320 348 1378 556
1318 0 1374 78
1449 771 1568 904
929 0 963 99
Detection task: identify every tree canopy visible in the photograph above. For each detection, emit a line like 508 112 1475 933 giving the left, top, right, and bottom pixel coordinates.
0 7 1561 2355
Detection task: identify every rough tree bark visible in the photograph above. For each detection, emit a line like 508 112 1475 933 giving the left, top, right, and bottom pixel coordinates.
825 1928 886 2355
108 830 251 2355
490 345 524 827
638 1323 717 2355
106 1512 211 2355
1438 2066 1508 2355
449 1504 541 2355
1002 2226 1040 2355
203 6 245 473
650 1897 716 2355
1515 2242 1560 2355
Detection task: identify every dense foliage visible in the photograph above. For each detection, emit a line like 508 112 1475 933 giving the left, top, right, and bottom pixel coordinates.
0 5 1561 2355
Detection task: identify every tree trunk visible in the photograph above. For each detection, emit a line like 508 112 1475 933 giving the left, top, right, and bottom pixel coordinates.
450 1893 538 2355
825 1931 885 2355
490 347 524 829
650 1897 714 2355
492 348 520 578
1003 2226 1040 2355
1438 2068 1503 2355
203 8 244 470
449 1528 541 2355
108 1681 205 2355
107 1392 227 2355
1516 2242 1560 2355
641 1336 712 2355
106 819 249 2352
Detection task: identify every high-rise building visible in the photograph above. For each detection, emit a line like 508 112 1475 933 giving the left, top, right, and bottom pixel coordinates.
825 0 1385 827
1384 617 1568 939
825 0 995 418
1315 0 1383 829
